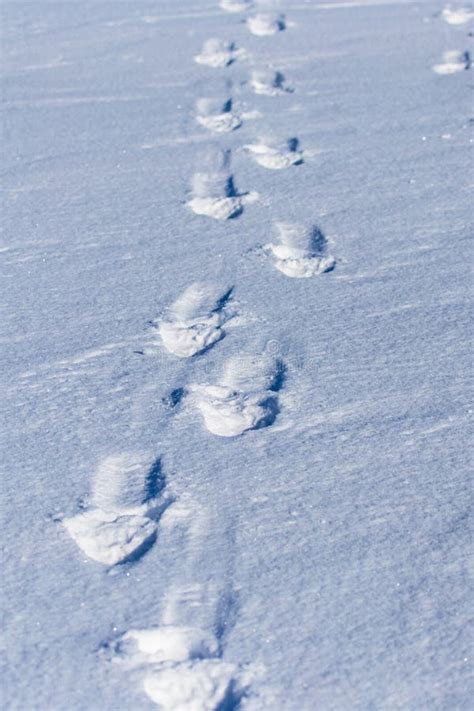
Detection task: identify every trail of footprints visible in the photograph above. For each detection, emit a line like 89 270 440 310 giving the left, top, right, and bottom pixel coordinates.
60 5 324 707
61 2 466 707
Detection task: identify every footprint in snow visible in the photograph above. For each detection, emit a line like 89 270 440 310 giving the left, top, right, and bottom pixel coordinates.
63 453 169 567
244 136 303 170
264 222 336 278
432 50 470 74
110 626 251 710
196 96 242 133
190 354 284 437
247 13 286 36
112 626 218 667
152 282 235 358
219 0 254 12
144 660 241 710
194 38 243 68
187 148 258 220
250 69 293 96
441 4 474 25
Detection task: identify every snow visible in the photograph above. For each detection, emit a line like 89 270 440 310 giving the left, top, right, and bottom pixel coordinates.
115 626 219 665
155 282 234 358
190 354 283 436
142 659 239 711
247 13 287 36
244 136 304 169
264 222 336 277
196 96 242 133
1 0 473 709
250 68 294 95
441 4 474 24
432 48 471 73
194 38 243 68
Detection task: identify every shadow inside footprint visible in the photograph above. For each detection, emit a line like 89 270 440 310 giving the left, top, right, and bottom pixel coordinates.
214 589 240 650
216 679 246 711
287 137 299 152
288 138 303 164
144 458 166 502
163 387 185 409
214 286 234 311
117 529 158 566
255 395 280 430
309 228 335 271
270 358 287 392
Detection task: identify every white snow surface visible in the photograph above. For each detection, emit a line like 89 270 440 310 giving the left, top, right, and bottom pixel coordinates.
2 0 473 709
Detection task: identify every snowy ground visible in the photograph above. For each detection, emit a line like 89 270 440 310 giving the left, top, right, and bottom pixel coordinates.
1 0 473 709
